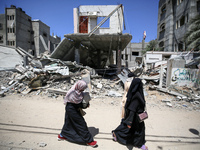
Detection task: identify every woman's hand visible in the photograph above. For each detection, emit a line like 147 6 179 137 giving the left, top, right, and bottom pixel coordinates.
127 125 131 128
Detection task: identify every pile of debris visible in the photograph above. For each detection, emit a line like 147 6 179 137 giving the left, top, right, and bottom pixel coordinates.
0 56 124 99
1 46 200 111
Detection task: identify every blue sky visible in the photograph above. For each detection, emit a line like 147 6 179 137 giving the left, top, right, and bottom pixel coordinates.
0 0 159 43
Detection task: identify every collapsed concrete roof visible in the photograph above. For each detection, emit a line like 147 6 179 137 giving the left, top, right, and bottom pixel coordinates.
50 33 132 69
0 46 23 71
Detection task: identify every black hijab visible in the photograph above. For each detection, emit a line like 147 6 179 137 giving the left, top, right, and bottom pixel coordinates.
125 78 145 111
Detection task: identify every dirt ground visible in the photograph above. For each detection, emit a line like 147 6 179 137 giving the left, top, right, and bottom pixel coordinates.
0 90 200 150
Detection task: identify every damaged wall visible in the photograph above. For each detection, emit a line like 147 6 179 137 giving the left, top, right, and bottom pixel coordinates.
0 46 23 70
166 57 186 87
74 5 124 34
171 68 200 88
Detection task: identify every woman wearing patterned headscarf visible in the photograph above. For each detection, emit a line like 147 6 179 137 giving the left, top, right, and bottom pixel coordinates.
112 78 148 150
58 80 97 148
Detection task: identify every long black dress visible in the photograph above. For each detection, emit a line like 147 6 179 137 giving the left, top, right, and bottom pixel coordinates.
61 102 93 144
112 78 146 147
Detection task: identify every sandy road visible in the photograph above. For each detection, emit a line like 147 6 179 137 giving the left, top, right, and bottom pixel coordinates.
0 94 200 150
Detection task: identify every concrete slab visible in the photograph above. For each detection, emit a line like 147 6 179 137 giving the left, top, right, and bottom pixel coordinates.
0 46 23 70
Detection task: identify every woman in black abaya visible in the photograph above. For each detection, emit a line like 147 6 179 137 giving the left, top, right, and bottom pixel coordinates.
112 78 148 150
58 80 97 147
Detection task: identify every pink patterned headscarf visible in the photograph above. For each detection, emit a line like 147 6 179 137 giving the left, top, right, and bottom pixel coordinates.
64 80 87 105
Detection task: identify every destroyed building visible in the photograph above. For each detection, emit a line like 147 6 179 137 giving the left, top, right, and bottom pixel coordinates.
50 4 132 73
0 3 200 112
143 51 200 89
0 5 61 57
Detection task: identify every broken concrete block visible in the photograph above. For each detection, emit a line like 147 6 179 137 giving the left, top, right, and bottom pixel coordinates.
33 68 43 74
107 90 122 97
16 74 26 81
0 86 6 90
166 102 172 107
0 81 19 96
38 142 47 147
55 67 69 75
30 59 43 68
161 99 171 102
21 86 32 95
8 80 15 86
97 83 103 89
15 64 27 73
48 88 67 95
25 71 35 79
177 96 182 100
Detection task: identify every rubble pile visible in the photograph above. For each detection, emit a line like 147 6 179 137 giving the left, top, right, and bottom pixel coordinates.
1 49 200 111
146 85 200 111
0 57 124 99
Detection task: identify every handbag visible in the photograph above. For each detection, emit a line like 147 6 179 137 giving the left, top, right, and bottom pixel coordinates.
137 111 148 122
80 92 91 116
82 92 91 109
79 108 86 116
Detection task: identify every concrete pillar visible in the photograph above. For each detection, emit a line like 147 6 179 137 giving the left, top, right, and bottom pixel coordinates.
75 42 80 64
117 36 122 74
97 49 101 68
166 57 186 87
73 8 78 33
159 64 164 88
23 55 28 67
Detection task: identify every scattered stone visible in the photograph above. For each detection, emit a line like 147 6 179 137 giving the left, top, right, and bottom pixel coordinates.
166 102 172 107
97 83 103 89
38 142 47 147
107 90 122 97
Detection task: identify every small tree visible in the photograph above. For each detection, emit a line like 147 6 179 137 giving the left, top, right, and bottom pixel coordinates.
184 15 200 51
142 39 158 55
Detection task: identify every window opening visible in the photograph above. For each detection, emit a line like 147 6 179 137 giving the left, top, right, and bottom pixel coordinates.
97 17 110 28
161 5 166 14
125 54 128 60
177 0 184 5
132 52 139 56
178 42 183 51
7 28 15 33
7 40 15 46
160 23 165 32
0 35 3 43
43 32 47 37
197 1 200 14
176 20 180 29
0 23 2 30
180 16 185 27
159 41 164 47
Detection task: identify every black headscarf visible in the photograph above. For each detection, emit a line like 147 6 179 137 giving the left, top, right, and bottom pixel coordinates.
125 78 145 111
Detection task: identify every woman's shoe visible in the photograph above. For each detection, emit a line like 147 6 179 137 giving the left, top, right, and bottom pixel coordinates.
112 132 117 141
87 141 97 147
140 145 148 150
57 134 67 141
